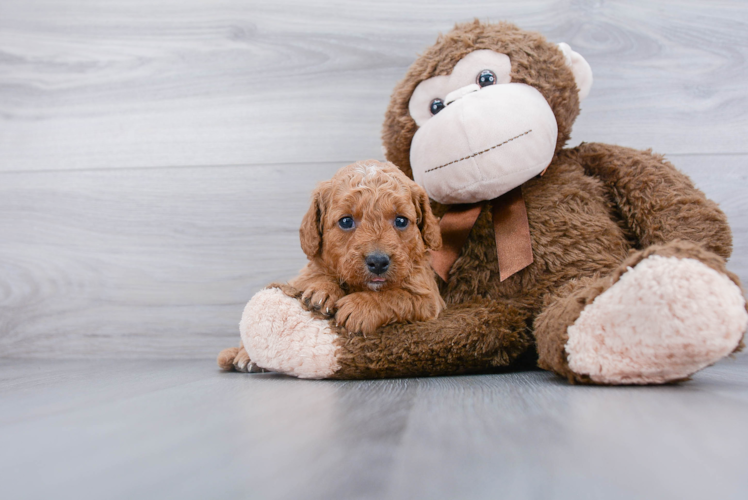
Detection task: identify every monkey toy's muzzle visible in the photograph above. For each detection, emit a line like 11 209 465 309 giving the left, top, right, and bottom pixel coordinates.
410 83 558 205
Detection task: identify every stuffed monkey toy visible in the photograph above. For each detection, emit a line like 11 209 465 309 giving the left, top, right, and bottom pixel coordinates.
220 20 747 384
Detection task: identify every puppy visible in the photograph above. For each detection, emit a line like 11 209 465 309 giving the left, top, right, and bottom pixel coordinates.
292 160 445 333
218 160 444 372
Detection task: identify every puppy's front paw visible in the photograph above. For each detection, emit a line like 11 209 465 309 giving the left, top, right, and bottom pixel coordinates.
301 282 344 316
335 293 389 335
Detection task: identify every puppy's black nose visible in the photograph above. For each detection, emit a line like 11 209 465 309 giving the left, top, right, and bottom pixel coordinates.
366 253 390 275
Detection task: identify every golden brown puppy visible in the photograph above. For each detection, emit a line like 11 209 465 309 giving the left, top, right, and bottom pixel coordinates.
292 160 444 334
218 160 444 372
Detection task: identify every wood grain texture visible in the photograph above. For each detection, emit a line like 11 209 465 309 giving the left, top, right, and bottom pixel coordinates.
0 0 747 172
1 358 748 500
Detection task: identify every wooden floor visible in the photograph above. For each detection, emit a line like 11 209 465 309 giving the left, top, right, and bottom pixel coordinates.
1 1 748 498
2 357 748 500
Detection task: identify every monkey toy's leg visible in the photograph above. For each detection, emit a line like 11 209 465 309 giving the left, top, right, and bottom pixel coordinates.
534 240 747 384
530 143 746 384
236 284 535 379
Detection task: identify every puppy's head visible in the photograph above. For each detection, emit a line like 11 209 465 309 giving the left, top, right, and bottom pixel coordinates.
300 160 441 291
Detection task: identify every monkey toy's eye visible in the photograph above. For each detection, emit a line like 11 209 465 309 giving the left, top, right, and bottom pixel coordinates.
477 69 497 87
338 216 355 230
394 216 410 230
430 98 445 115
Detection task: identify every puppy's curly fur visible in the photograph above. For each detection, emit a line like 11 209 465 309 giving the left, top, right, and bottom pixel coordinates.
218 160 444 371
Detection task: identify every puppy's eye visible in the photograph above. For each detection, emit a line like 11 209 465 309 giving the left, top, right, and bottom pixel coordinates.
394 216 410 230
338 216 355 230
477 69 496 88
430 98 445 115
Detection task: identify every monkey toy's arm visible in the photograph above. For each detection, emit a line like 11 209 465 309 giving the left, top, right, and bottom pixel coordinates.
328 297 534 379
570 142 733 259
228 281 536 378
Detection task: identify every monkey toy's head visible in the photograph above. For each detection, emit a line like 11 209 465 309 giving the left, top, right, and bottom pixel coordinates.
382 20 592 205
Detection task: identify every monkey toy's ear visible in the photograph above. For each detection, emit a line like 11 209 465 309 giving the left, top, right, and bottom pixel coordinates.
411 184 442 251
299 181 331 258
558 43 593 101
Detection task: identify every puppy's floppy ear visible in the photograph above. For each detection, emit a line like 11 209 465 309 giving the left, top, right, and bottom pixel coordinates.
299 181 331 258
411 184 441 250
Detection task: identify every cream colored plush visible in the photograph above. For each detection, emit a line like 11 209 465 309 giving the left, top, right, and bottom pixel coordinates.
240 288 340 379
410 83 558 204
565 256 748 384
557 42 593 100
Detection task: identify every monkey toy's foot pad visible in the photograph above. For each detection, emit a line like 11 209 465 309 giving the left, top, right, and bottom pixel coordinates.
565 255 748 384
240 288 340 379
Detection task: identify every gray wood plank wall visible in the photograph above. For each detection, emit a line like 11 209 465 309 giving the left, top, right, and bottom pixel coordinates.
1 0 747 358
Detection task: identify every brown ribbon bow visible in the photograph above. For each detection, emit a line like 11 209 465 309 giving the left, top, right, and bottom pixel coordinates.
430 186 533 282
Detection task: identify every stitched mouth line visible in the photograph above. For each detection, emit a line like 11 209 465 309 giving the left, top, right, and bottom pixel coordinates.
424 129 533 173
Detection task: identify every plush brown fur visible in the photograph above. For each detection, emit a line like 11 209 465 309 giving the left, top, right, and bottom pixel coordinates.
321 20 740 380
218 160 444 371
